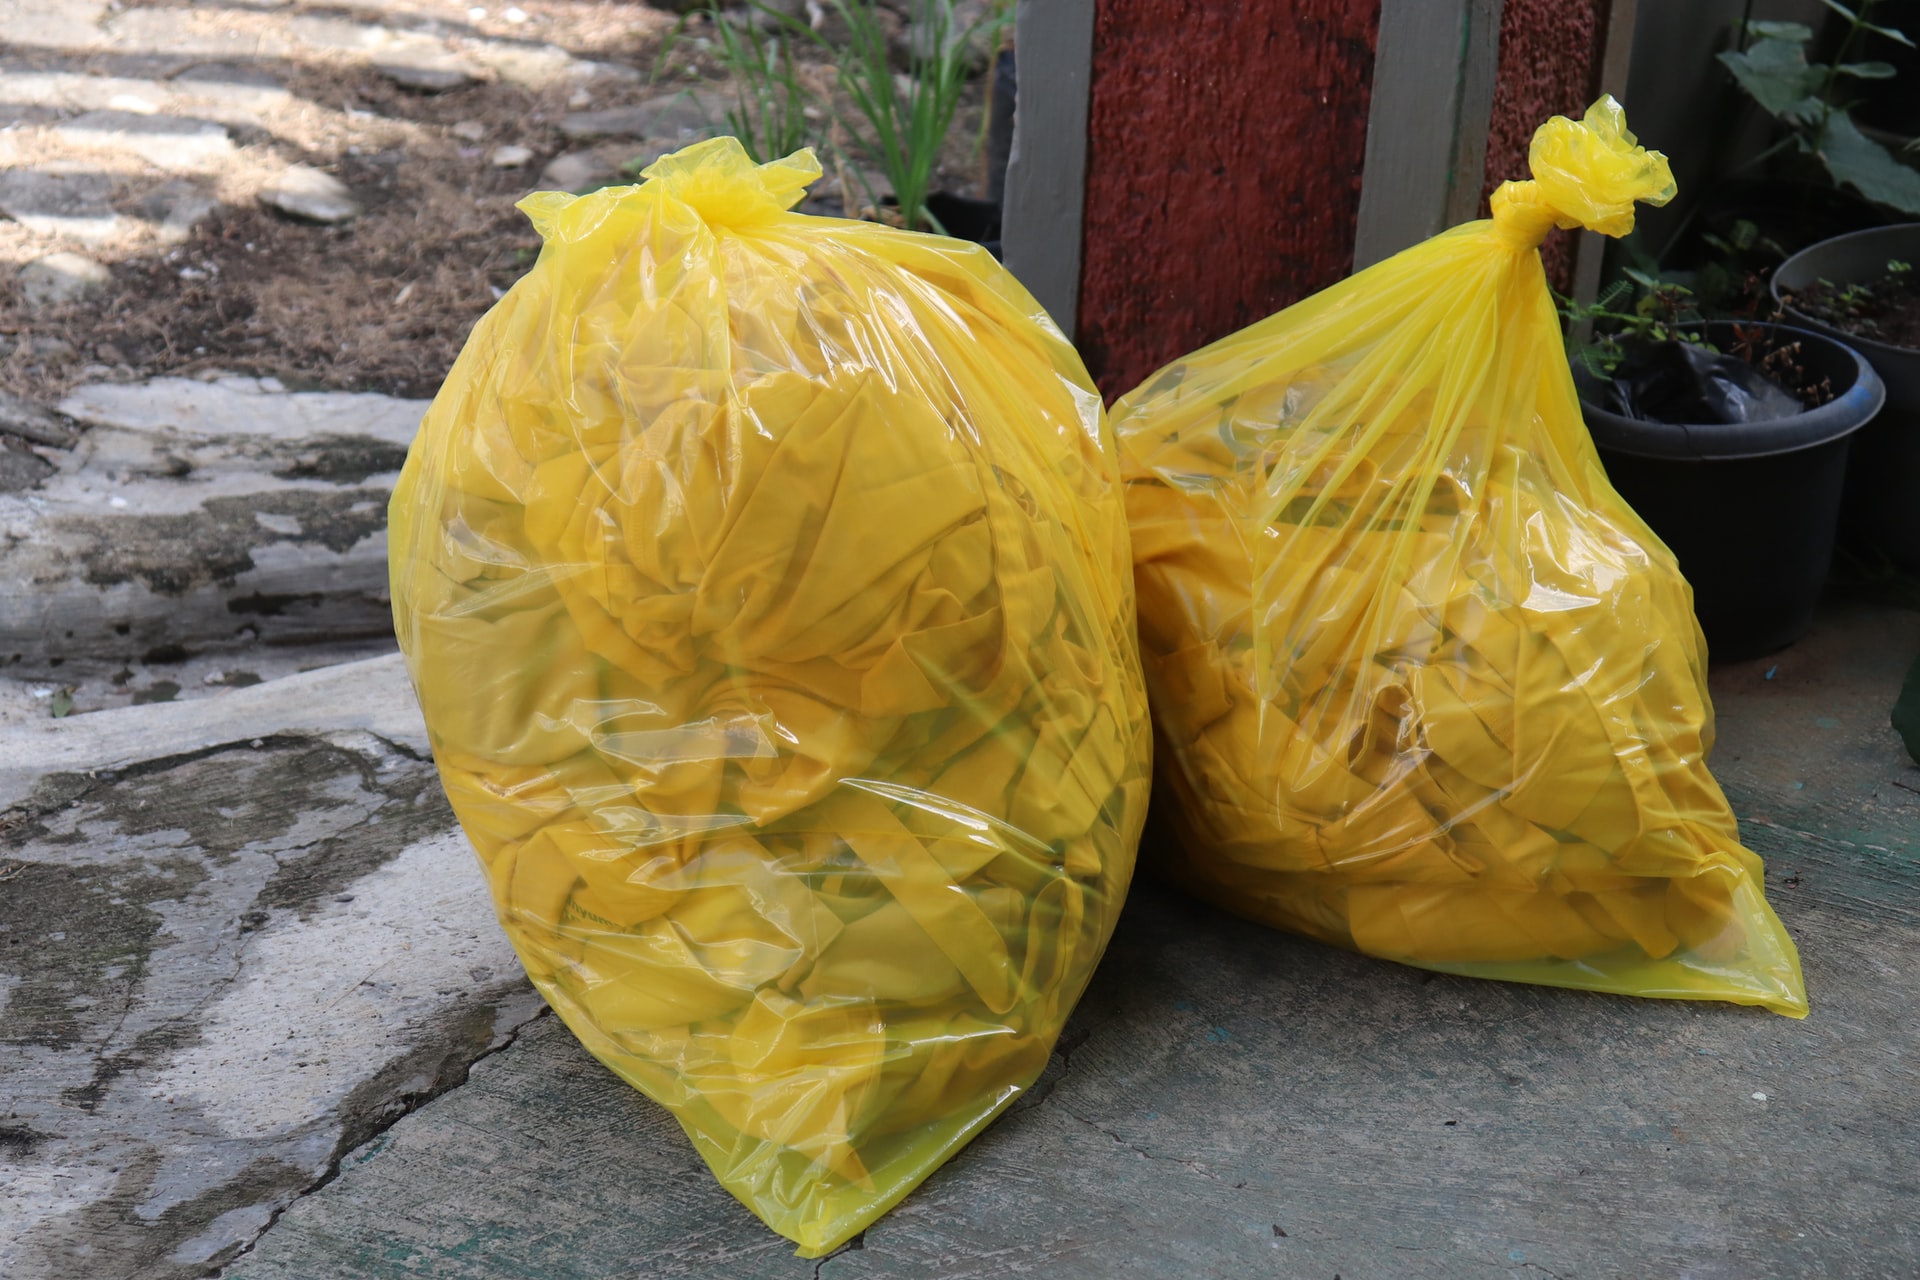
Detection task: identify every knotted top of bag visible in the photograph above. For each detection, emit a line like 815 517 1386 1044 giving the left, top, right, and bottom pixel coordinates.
518 136 822 239
1490 96 1675 250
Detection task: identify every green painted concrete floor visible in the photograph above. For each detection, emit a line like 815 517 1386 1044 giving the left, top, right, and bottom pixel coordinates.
224 602 1920 1280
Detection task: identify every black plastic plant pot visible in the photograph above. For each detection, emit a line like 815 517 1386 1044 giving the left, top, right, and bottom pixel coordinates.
875 192 1003 259
1773 224 1920 572
1578 322 1886 663
924 191 1001 247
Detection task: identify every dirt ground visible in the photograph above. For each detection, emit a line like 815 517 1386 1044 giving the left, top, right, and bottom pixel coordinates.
0 0 1000 404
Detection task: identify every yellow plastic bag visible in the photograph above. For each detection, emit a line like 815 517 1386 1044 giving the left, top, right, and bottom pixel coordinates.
1114 99 1806 1016
389 138 1152 1253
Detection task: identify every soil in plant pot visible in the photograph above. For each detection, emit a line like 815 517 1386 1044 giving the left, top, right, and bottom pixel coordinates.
1592 330 1836 425
1783 263 1920 352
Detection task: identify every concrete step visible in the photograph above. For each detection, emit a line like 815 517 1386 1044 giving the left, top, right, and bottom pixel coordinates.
219 607 1920 1280
0 375 429 672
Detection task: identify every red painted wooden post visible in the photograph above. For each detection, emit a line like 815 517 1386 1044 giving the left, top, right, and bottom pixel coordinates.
1480 0 1617 289
1073 0 1383 400
1062 0 1623 401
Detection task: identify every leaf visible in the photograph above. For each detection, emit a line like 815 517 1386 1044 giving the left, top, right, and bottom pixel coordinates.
1837 60 1900 79
1815 0 1859 23
1861 21 1915 49
1718 40 1825 117
1573 342 1617 379
50 688 73 718
1617 230 1663 280
1784 98 1831 130
1818 111 1920 214
1594 278 1633 312
1747 20 1814 41
1893 649 1920 767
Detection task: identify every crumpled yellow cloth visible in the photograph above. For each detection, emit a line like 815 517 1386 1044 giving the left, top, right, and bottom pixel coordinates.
389 138 1151 1254
1115 99 1806 1016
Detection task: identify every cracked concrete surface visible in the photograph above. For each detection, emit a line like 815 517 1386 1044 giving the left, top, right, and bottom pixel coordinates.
0 652 427 804
2 369 1915 1280
0 658 542 1279
214 604 1920 1278
3 568 1916 1280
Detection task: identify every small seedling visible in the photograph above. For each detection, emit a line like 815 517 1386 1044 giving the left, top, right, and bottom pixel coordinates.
1558 271 1710 377
1785 256 1920 348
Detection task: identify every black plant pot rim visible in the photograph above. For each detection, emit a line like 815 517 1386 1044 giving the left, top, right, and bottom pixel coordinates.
1577 321 1885 462
1770 222 1920 365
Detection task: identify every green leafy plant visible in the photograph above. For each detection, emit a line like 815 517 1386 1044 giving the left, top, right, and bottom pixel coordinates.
1718 0 1920 214
642 1 1007 232
703 4 816 164
795 0 1011 232
1559 269 1712 377
1693 217 1792 312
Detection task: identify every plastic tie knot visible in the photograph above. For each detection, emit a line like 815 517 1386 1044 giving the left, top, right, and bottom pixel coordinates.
1490 95 1675 250
517 137 822 242
639 136 822 227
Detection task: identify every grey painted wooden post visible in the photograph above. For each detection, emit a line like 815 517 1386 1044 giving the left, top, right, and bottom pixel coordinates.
1351 0 1504 270
1001 0 1096 336
1569 0 1640 312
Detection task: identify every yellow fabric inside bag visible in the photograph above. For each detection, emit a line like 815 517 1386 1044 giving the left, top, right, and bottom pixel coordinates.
389 137 1151 1254
1115 99 1807 1016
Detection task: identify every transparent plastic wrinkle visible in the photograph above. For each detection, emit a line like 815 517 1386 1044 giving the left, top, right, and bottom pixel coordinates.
389 138 1151 1255
1113 99 1806 1017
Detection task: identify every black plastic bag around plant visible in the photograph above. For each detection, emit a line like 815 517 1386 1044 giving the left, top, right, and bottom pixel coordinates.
1601 339 1804 425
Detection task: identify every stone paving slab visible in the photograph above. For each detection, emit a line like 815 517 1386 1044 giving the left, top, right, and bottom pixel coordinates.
0 652 424 806
0 167 125 245
0 376 428 668
0 634 401 727
50 111 235 173
5 0 109 51
217 603 1920 1279
0 60 295 123
1 0 630 278
0 655 539 1280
